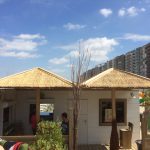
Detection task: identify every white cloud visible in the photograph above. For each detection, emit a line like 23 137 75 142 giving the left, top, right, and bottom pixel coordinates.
63 23 86 30
118 6 146 17
56 44 77 51
48 50 80 66
0 51 39 58
0 39 38 51
99 8 112 17
48 37 118 78
123 33 150 41
141 8 146 12
49 57 69 65
67 50 79 58
0 34 46 58
15 34 45 40
118 8 126 17
57 37 118 62
127 6 139 16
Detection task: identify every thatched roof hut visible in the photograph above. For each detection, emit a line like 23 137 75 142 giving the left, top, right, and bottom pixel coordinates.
0 67 72 89
82 68 150 121
83 68 150 89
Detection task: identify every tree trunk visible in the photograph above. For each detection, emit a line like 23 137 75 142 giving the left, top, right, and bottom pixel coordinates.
74 101 79 150
110 119 119 150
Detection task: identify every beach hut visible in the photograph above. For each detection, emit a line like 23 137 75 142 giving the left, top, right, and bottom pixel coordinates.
1 67 150 147
0 67 72 136
79 68 150 146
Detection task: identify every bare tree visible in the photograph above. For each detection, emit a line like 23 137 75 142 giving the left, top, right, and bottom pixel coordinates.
70 47 90 150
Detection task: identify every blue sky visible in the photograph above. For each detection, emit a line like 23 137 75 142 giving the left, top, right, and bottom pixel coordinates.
0 0 150 79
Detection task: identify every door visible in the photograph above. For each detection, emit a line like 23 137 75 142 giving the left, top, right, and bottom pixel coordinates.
78 100 88 144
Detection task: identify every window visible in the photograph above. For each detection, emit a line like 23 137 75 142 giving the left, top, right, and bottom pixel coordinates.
99 99 127 126
40 104 54 121
29 104 54 122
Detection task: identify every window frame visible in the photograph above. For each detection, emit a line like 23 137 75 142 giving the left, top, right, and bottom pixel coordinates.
99 98 127 126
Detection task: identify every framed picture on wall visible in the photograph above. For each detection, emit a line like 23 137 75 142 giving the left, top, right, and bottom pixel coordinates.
105 108 112 122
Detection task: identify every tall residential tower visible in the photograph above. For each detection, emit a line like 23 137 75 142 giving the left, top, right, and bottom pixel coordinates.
83 43 150 80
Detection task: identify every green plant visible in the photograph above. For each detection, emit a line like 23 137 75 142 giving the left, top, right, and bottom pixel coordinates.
139 90 150 106
29 121 66 150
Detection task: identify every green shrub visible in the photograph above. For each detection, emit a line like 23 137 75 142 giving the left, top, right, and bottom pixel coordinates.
29 121 66 150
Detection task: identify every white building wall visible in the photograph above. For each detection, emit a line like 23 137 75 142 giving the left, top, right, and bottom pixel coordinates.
15 90 72 134
0 89 16 135
0 89 140 145
79 90 140 145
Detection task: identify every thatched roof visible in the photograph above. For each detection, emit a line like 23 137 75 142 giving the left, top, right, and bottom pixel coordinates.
0 67 72 88
82 68 150 89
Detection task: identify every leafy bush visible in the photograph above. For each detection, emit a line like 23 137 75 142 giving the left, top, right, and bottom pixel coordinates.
29 121 66 150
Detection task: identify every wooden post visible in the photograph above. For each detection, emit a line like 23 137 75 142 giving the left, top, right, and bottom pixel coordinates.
0 90 5 135
36 88 40 123
0 97 3 135
69 107 74 150
110 89 119 150
112 88 116 120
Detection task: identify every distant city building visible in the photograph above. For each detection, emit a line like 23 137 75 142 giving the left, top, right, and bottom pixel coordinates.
145 43 150 78
83 43 150 80
125 48 141 75
114 55 125 70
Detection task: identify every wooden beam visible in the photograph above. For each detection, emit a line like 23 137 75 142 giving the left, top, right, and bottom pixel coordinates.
0 135 69 145
112 88 116 120
0 136 36 144
36 88 40 123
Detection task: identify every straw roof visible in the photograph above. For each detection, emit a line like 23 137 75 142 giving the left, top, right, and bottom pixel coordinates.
82 68 150 89
0 67 72 88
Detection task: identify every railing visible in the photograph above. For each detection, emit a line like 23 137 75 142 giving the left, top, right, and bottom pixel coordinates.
0 136 36 144
0 135 68 144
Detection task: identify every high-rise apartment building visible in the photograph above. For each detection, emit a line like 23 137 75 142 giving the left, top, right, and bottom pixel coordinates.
125 48 141 75
145 43 150 78
83 43 150 80
114 55 125 70
139 46 147 77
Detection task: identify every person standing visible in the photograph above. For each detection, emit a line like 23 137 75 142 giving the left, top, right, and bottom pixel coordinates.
30 109 37 135
61 112 69 135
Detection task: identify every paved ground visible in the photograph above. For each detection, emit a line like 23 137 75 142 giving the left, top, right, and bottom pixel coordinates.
78 145 106 150
78 144 137 150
